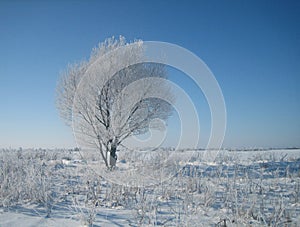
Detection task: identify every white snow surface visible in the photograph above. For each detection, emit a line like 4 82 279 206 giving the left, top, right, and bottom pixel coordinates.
0 148 299 226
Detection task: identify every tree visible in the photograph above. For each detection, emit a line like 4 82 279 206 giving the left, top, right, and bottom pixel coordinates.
56 36 173 170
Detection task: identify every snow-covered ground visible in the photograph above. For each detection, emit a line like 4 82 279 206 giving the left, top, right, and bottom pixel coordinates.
0 148 299 226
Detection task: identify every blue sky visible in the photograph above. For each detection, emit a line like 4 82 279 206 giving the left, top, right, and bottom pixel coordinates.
0 0 299 149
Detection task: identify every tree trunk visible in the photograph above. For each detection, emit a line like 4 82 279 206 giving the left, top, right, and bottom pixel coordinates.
109 143 117 169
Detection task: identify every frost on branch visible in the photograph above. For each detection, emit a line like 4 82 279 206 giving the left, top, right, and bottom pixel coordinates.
56 36 174 170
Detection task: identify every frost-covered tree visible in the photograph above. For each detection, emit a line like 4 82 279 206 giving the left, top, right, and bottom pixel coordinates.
56 36 173 169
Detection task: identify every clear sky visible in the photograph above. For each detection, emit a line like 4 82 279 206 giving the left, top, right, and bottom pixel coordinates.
0 0 299 149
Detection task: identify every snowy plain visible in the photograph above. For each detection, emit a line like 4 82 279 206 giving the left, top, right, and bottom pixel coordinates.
0 148 299 226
